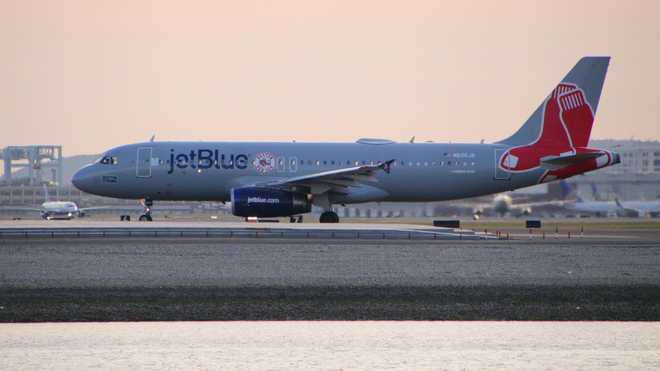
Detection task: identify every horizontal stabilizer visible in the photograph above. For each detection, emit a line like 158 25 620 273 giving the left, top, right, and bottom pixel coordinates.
540 151 605 169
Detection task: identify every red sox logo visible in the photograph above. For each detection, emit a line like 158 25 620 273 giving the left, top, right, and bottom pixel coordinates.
498 82 607 183
253 152 275 174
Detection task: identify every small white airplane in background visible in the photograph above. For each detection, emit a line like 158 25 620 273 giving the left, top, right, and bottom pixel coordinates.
564 183 660 218
468 180 576 218
39 200 81 220
1 199 81 220
0 185 104 220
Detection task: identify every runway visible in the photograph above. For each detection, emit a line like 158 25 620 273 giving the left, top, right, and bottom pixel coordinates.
0 220 492 240
1 227 659 321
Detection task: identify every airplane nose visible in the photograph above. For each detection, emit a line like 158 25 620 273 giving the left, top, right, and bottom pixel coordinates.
72 165 96 192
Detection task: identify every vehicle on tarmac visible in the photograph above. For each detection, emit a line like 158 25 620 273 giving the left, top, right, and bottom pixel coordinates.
72 57 619 223
1 198 87 220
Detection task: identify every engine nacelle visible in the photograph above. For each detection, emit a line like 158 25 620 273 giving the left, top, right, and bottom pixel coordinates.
230 187 311 217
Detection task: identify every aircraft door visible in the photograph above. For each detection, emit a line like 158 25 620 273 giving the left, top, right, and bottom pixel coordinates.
136 147 152 178
493 147 511 180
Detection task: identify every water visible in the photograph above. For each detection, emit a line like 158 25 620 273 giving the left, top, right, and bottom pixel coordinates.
1 322 659 370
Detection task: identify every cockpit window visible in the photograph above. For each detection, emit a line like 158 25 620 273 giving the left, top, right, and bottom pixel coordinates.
97 156 118 165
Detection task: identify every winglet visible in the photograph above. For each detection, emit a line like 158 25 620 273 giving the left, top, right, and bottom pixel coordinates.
380 159 396 174
614 197 625 209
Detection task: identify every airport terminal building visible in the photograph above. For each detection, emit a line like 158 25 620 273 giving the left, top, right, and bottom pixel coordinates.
573 139 660 200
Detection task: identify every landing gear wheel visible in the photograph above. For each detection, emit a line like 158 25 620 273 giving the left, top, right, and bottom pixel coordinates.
139 198 154 221
319 211 339 223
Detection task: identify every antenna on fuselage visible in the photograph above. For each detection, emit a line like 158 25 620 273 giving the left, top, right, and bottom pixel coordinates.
409 136 415 143
150 134 156 142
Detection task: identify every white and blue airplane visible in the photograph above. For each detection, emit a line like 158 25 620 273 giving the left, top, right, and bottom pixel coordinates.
1 185 94 220
72 57 620 222
567 198 660 218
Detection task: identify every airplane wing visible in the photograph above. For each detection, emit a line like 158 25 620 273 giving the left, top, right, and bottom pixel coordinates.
0 206 43 213
79 206 143 213
257 159 396 194
78 204 168 216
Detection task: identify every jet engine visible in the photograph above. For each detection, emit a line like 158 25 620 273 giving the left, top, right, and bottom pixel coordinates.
230 187 311 217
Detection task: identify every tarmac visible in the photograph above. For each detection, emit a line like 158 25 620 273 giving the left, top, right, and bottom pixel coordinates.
0 220 492 240
1 220 659 321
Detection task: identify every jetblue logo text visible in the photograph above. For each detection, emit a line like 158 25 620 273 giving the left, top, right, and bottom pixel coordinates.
247 197 280 205
168 149 248 174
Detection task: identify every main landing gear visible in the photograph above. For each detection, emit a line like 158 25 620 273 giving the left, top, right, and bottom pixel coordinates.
289 215 304 223
319 211 339 223
139 198 153 222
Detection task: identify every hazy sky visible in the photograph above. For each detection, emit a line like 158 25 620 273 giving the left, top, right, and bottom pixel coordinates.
2 0 659 155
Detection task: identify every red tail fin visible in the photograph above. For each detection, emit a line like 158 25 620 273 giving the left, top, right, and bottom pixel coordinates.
496 57 614 183
497 57 609 147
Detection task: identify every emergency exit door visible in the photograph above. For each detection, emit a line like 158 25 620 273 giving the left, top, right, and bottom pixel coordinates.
136 147 152 178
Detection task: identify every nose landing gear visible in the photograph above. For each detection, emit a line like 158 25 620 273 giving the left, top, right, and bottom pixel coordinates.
139 198 153 221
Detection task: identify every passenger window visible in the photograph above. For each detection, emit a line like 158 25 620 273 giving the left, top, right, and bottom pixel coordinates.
276 157 286 172
289 157 298 172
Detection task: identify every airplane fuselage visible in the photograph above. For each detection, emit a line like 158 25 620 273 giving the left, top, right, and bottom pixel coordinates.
72 140 610 204
41 201 79 220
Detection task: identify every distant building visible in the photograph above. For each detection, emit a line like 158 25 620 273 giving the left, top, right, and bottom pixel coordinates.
0 145 63 186
590 139 660 175
569 139 660 201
